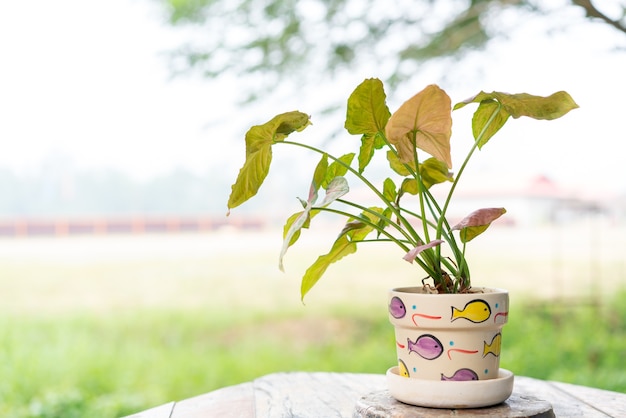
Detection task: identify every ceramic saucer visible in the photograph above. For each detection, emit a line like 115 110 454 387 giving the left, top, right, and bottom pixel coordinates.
386 366 514 408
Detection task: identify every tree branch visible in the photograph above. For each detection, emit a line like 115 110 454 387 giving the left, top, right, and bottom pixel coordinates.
571 0 626 34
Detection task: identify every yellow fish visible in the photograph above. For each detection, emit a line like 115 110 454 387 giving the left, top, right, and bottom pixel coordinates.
398 359 410 378
483 333 502 357
451 299 491 323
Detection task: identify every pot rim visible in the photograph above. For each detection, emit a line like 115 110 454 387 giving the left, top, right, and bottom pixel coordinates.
390 286 508 295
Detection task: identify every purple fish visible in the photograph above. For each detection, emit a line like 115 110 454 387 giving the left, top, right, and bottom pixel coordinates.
407 334 443 360
441 368 479 381
389 296 406 319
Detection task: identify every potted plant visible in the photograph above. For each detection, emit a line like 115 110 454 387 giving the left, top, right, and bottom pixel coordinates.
226 79 577 408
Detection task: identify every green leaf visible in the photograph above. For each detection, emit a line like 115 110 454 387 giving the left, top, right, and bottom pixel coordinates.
385 84 453 168
452 207 507 243
357 132 387 174
455 91 579 120
357 135 377 174
454 90 577 150
279 155 326 271
281 211 307 248
312 154 329 194
419 157 453 189
379 207 394 234
500 91 579 120
395 157 451 197
459 225 489 243
471 99 510 148
280 176 349 271
324 153 355 188
345 78 391 173
399 178 419 196
300 207 381 300
226 146 273 213
273 111 313 137
319 177 349 206
345 78 391 135
339 208 381 241
350 208 381 240
227 111 311 212
338 220 368 237
383 178 397 202
280 205 324 271
280 211 308 271
301 234 357 300
386 150 415 176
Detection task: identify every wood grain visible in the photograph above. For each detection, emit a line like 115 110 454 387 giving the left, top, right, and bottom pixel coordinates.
125 372 626 417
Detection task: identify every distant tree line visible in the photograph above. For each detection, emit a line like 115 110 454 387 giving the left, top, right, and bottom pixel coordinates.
0 156 310 220
0 167 230 217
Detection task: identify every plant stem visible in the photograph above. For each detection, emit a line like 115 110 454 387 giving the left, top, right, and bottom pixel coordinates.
280 139 425 249
438 102 503 236
434 102 504 283
411 143 431 245
378 135 448 280
334 199 416 245
280 140 402 218
314 206 437 277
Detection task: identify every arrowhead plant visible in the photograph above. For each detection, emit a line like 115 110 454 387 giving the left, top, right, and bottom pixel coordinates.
227 79 578 299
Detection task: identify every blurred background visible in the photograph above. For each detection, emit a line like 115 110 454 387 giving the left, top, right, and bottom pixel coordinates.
0 0 625 416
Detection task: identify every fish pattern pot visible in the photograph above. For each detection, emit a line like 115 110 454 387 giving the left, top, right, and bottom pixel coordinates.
388 286 509 382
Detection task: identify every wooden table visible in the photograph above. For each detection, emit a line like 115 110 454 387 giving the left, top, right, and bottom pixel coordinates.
125 372 626 417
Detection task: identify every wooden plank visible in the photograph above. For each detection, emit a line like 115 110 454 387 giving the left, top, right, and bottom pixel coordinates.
125 372 626 417
550 381 626 418
123 401 175 418
514 377 613 417
253 372 386 417
169 382 255 418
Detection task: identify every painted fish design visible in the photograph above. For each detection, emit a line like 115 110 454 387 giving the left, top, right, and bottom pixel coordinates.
441 368 479 381
483 333 502 357
451 299 491 323
398 359 410 377
407 334 443 360
389 296 406 319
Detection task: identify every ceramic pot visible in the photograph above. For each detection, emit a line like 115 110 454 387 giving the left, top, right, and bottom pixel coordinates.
388 286 509 382
386 286 512 407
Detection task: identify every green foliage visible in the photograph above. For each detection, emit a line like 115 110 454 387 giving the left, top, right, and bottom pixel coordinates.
454 90 582 148
0 308 395 417
159 0 626 95
227 78 577 297
503 296 626 391
227 111 311 212
2 294 625 416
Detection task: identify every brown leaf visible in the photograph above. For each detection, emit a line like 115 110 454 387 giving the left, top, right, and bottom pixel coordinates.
451 208 507 243
403 239 444 263
452 207 507 230
385 85 452 168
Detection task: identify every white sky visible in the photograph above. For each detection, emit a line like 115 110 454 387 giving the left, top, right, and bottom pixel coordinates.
0 0 625 196
0 0 239 180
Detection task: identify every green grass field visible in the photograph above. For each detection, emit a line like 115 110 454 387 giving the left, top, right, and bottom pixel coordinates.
0 224 624 417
